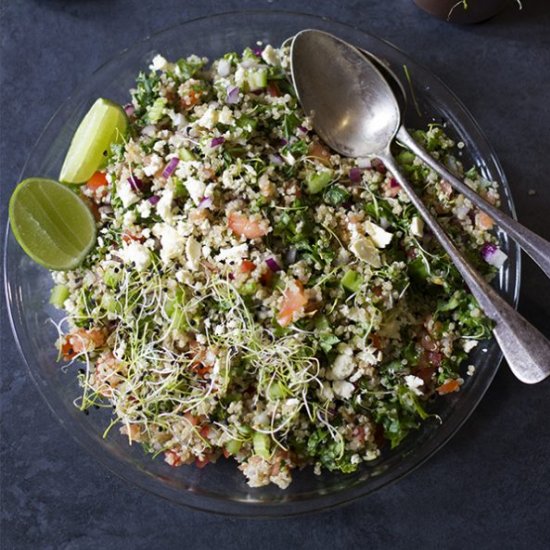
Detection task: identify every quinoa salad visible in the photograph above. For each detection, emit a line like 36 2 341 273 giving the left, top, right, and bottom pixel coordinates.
51 44 507 489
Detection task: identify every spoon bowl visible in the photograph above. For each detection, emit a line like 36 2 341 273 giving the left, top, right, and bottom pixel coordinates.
290 30 400 158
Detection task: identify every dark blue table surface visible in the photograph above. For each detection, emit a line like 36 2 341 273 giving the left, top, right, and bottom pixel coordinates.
1 1 549 548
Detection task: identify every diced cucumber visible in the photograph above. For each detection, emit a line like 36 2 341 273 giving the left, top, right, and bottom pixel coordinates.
225 439 242 456
306 170 333 194
268 381 287 400
179 147 196 162
239 281 258 296
341 270 363 292
408 257 430 282
253 432 271 459
49 285 69 309
246 68 268 91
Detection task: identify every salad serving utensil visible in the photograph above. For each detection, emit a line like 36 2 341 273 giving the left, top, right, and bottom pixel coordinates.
290 29 550 384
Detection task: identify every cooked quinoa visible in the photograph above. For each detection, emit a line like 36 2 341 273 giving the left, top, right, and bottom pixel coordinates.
51 44 506 489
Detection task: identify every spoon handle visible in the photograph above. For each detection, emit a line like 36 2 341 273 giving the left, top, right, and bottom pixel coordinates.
380 151 550 384
397 126 550 280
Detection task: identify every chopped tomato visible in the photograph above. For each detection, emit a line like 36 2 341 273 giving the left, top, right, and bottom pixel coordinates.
228 212 269 239
164 450 183 467
184 413 200 426
476 211 495 230
260 269 273 287
239 260 256 273
267 81 281 97
181 89 201 110
278 280 307 327
195 453 214 469
370 333 383 350
222 447 231 459
437 379 461 395
308 141 332 167
415 365 436 385
121 231 143 244
199 425 210 438
61 340 77 361
86 171 108 192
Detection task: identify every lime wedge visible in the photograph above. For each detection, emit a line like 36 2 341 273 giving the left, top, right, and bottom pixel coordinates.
59 98 127 184
9 178 97 270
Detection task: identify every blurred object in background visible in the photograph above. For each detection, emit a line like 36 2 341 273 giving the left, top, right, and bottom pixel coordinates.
413 0 517 23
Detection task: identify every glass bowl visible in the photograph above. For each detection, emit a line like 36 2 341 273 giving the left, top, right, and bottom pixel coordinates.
4 11 520 516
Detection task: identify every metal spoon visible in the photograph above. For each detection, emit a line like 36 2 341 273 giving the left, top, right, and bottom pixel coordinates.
357 46 550 281
291 29 550 383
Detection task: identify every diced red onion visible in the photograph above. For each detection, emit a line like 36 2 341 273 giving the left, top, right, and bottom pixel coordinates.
371 158 387 174
226 86 240 104
349 167 362 183
162 157 180 178
123 103 135 116
280 138 288 146
342 200 354 210
128 175 143 192
148 195 160 205
228 272 235 280
198 196 213 209
265 257 282 272
298 126 308 134
211 137 225 147
481 243 508 268
269 153 284 166
253 47 263 57
389 178 400 188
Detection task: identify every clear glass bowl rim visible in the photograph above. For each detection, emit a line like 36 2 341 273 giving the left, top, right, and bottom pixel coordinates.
3 9 521 517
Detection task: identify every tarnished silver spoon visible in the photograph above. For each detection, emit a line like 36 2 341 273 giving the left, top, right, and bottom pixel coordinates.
291 29 550 384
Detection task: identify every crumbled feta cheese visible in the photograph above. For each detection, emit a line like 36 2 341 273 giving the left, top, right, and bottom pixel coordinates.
217 58 231 77
215 244 248 263
364 220 393 248
332 380 355 399
462 339 479 353
120 242 151 271
410 216 424 238
137 200 152 219
185 178 206 205
330 353 355 380
143 153 163 177
404 375 424 396
197 106 219 129
261 45 280 66
117 179 139 208
123 209 136 227
218 106 234 125
467 365 476 376
350 236 381 267
156 189 174 222
151 54 167 71
186 237 201 271
154 223 184 263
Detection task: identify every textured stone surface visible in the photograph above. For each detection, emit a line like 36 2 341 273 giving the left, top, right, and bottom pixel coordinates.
1 0 549 548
